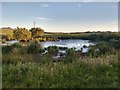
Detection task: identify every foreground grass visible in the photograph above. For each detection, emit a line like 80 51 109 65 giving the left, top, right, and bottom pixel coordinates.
2 53 119 88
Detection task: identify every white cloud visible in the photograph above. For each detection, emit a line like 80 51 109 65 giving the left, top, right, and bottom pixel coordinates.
33 17 51 20
41 4 49 7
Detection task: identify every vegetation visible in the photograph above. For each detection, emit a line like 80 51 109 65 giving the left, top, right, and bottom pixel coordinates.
13 27 31 41
1 27 120 88
2 55 118 88
30 27 44 38
2 39 120 88
48 46 59 56
44 32 120 42
1 27 120 42
0 27 14 40
27 40 44 54
0 27 13 35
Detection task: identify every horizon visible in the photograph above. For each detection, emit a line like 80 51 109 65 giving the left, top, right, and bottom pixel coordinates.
1 26 118 33
2 2 118 32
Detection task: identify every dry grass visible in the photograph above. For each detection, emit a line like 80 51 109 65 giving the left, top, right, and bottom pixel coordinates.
79 54 118 66
0 28 13 35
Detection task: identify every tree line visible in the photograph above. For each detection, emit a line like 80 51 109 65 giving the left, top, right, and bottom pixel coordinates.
1 27 44 42
1 27 120 42
13 27 44 41
1 27 59 42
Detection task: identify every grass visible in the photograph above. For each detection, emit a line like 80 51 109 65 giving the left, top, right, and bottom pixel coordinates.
1 39 120 88
0 28 13 35
2 52 119 88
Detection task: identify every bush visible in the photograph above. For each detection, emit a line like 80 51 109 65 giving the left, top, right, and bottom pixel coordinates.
96 42 113 55
66 48 75 56
48 46 59 55
2 39 6 43
59 47 68 50
27 40 43 54
87 42 113 57
62 56 74 64
109 40 120 50
2 46 13 54
11 43 22 48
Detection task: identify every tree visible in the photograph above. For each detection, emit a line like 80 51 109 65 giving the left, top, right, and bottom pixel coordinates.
13 27 31 41
27 40 43 54
30 27 44 38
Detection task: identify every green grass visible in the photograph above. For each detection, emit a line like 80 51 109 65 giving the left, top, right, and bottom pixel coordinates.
2 39 120 88
2 52 119 88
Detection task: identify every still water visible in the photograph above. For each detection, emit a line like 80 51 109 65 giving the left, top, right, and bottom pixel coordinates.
41 39 95 51
4 39 95 52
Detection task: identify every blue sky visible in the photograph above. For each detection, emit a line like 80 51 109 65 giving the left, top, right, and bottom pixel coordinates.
2 2 118 32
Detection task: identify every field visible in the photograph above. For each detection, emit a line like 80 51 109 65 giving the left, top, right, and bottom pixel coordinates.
2 52 119 88
1 28 120 88
1 1 120 88
0 28 13 35
0 28 14 41
2 39 120 88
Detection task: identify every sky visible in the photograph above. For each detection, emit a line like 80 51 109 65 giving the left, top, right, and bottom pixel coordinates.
2 2 118 32
1 0 120 2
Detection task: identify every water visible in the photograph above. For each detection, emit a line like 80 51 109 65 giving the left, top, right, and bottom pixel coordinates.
7 40 19 44
0 40 19 46
2 39 95 53
41 39 95 51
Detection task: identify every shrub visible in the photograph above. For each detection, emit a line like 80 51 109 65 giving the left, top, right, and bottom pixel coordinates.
27 40 43 54
87 42 113 57
66 48 75 56
59 47 68 50
96 42 113 55
2 39 6 43
48 46 59 55
62 56 74 64
11 43 22 48
2 46 13 54
109 40 120 50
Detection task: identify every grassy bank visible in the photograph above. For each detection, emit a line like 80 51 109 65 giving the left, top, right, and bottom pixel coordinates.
3 55 118 88
2 47 119 88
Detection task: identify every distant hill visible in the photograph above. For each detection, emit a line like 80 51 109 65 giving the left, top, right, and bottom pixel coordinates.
0 27 13 35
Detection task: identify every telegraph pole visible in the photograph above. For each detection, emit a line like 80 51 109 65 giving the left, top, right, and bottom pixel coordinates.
34 21 36 28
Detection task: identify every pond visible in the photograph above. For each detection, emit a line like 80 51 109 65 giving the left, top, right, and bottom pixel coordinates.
0 40 19 46
7 40 19 44
1 39 95 53
41 39 95 52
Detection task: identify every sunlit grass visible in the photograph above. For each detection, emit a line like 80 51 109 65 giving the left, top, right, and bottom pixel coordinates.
2 39 120 88
2 52 118 88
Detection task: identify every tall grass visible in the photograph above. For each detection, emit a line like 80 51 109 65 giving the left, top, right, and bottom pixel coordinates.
2 52 118 88
2 40 120 88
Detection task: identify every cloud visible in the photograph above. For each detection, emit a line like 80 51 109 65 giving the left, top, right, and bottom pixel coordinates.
41 4 49 7
33 17 51 20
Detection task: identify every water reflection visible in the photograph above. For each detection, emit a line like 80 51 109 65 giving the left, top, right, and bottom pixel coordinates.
41 39 95 52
